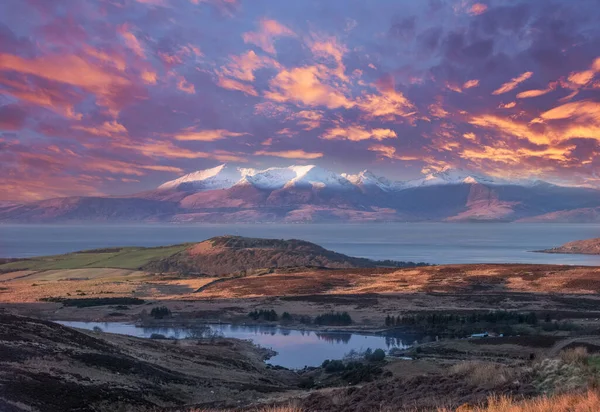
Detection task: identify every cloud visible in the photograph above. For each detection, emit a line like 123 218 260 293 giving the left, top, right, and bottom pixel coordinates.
517 82 557 99
174 128 247 141
254 149 323 159
242 19 295 54
72 121 127 137
308 36 348 81
220 50 279 82
356 85 415 119
492 71 533 95
0 104 27 130
322 125 397 141
469 3 488 16
289 110 323 130
176 76 196 94
499 101 516 109
470 114 550 144
265 66 353 109
0 52 132 115
118 25 146 59
540 100 600 124
141 70 158 85
463 79 480 89
368 144 420 160
216 76 258 95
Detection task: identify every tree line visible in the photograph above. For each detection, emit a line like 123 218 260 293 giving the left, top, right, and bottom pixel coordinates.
385 311 540 327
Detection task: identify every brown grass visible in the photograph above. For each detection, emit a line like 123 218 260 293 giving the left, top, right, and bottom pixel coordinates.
559 347 589 365
461 390 600 411
449 361 524 388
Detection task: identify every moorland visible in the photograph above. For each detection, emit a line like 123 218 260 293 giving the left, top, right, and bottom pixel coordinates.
4 236 600 411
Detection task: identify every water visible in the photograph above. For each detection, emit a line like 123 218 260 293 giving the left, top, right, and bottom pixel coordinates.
55 321 413 369
2 223 600 265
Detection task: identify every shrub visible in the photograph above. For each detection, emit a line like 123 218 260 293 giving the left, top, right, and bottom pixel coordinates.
150 306 171 319
314 312 352 326
248 309 279 322
281 312 293 322
323 359 346 373
560 347 589 365
365 348 386 362
150 333 167 339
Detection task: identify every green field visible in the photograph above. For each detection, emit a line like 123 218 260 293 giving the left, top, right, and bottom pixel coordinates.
0 244 191 271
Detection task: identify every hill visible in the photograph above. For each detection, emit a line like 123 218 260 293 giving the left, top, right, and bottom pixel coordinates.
0 236 423 277
538 238 600 255
0 313 296 412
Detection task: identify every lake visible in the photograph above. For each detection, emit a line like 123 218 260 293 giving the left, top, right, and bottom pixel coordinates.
2 223 600 265
55 321 414 369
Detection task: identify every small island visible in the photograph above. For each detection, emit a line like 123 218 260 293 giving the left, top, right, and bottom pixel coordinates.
537 237 600 255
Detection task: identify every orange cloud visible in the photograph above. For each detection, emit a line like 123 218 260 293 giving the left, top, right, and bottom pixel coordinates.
470 114 550 144
429 102 449 118
0 77 83 119
216 76 258 95
469 3 488 15
446 82 463 93
517 82 557 99
72 121 127 137
368 144 420 160
356 87 415 119
176 76 196 94
265 65 353 109
254 149 323 159
540 100 600 123
118 25 146 59
141 70 158 85
242 19 295 54
568 70 595 86
139 165 183 173
463 79 480 89
83 47 127 72
499 101 516 109
114 139 246 162
322 125 397 141
291 110 323 130
221 50 279 82
492 71 533 95
174 128 247 141
308 36 348 81
0 52 131 115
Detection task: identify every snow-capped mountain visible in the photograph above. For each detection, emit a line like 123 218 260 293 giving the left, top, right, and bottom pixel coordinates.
158 164 244 191
159 164 542 193
403 167 509 188
4 163 600 223
160 164 357 192
342 170 406 192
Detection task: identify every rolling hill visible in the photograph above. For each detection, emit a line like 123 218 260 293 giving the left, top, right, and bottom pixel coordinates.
0 236 423 277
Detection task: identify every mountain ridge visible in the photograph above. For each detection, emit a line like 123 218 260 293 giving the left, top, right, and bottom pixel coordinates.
2 164 600 223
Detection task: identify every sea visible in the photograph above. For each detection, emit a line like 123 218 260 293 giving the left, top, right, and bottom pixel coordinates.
1 223 600 265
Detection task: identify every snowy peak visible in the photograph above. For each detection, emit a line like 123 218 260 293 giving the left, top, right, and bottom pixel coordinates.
158 164 243 190
286 165 353 189
342 170 396 192
405 167 507 188
158 164 557 193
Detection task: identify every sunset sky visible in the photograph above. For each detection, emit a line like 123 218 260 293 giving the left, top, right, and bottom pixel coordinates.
1 0 600 201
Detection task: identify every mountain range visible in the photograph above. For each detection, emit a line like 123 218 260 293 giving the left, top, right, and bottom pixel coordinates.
2 164 600 223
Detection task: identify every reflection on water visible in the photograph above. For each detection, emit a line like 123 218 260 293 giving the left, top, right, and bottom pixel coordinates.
56 321 417 369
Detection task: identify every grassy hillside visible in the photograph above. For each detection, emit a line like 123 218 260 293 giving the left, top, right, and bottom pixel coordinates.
0 245 190 272
0 236 424 277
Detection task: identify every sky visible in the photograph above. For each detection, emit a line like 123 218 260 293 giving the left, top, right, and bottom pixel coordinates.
1 0 600 201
